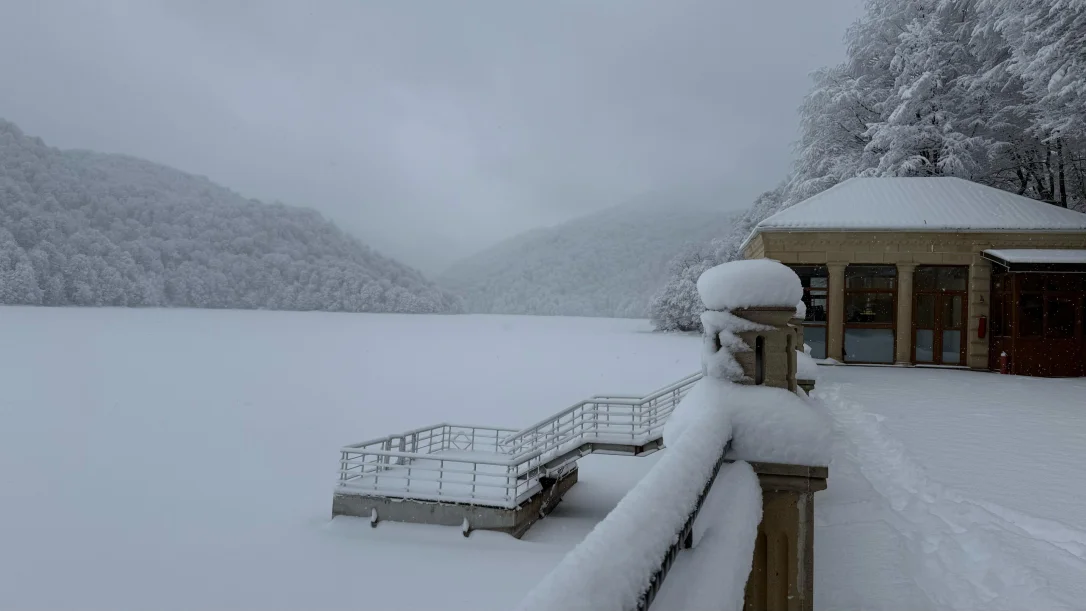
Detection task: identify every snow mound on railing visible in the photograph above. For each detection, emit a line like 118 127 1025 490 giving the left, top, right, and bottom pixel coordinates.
652 461 762 611
667 377 831 467
697 259 802 311
797 349 820 381
514 391 734 611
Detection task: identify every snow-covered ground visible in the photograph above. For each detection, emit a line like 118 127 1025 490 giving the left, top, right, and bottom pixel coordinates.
3 307 1085 610
814 366 1086 610
0 308 692 611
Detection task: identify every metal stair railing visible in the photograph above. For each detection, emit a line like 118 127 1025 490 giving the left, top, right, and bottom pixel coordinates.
501 372 703 458
336 372 704 509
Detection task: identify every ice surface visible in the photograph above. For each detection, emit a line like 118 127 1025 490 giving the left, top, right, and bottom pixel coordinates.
5 306 1086 610
696 259 803 311
0 307 699 611
652 461 762 611
515 388 735 611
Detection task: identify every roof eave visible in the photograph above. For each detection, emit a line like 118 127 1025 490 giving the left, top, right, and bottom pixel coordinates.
752 226 1086 235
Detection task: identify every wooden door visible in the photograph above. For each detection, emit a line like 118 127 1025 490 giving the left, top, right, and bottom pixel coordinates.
914 293 966 365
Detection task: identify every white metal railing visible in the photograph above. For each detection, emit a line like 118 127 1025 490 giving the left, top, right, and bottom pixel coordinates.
336 372 703 509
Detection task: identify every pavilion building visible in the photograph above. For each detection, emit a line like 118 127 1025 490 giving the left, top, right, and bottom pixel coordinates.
740 177 1086 377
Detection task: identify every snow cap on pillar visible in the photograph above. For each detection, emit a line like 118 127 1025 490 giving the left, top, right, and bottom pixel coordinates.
697 259 803 391
696 258 803 311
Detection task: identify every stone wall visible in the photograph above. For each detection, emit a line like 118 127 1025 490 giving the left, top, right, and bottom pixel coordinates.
743 230 1086 368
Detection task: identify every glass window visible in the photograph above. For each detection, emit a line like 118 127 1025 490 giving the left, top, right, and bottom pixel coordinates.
1020 274 1044 291
915 329 934 362
916 294 936 328
942 331 962 364
846 265 897 289
792 265 828 288
1047 275 1080 292
915 266 968 292
844 293 894 324
803 292 828 323
791 265 830 327
845 328 895 363
1019 293 1043 337
805 327 826 360
1047 298 1076 338
941 295 963 329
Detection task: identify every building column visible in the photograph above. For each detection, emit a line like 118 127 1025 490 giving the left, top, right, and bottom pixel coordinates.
826 263 846 361
895 263 916 365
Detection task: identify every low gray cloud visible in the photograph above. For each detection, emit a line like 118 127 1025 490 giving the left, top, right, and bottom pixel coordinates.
0 0 860 272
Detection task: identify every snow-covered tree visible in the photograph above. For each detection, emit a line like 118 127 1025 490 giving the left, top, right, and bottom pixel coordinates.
0 119 462 314
650 0 1086 331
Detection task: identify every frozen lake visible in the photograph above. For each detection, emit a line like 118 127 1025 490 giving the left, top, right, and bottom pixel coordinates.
3 307 1084 610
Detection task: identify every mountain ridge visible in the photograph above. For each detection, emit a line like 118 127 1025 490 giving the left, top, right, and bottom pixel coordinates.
439 197 735 318
0 118 461 313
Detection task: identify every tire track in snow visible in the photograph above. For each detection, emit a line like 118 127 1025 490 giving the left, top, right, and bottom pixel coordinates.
817 383 1086 610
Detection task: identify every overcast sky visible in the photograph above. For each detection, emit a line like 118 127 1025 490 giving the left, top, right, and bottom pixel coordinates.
0 0 861 273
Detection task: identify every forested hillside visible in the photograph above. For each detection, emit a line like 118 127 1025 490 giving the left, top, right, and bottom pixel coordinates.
439 198 735 318
652 0 1086 331
0 120 461 313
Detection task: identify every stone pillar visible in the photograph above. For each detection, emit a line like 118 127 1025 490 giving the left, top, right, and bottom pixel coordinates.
895 263 916 365
730 307 799 392
826 263 846 361
743 462 828 611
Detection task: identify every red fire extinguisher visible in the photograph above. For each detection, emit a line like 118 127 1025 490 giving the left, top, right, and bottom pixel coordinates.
1000 351 1009 375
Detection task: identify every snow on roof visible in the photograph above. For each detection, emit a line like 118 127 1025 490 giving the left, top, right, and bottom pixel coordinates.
745 178 1086 248
697 259 802 311
983 249 1086 264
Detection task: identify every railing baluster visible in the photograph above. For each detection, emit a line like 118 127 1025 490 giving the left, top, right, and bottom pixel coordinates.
337 373 703 510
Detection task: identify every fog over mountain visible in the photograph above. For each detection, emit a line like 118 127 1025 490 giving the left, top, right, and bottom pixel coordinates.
439 196 736 318
0 120 461 314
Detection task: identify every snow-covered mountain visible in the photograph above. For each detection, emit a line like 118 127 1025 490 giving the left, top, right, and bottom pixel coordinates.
0 119 461 313
438 197 736 318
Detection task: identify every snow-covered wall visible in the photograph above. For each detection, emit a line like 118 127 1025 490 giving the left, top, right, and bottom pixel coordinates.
651 461 763 611
514 397 739 611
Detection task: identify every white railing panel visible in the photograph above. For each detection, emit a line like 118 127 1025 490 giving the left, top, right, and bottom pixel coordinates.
336 372 704 509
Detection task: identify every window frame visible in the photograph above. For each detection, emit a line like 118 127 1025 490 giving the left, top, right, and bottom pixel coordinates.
843 264 897 364
790 265 829 360
911 265 969 365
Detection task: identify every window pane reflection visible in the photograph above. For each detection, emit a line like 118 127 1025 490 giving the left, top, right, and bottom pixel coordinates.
942 331 961 364
1019 294 1043 337
915 329 934 362
845 328 894 363
805 327 826 360
845 293 894 324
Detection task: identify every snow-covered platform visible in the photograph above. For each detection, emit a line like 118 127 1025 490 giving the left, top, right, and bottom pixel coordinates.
334 373 701 537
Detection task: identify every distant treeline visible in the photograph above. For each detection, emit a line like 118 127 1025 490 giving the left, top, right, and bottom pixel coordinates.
0 120 462 314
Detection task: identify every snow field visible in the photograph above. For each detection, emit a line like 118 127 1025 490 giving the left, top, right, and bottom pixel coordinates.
0 308 699 611
3 307 1085 610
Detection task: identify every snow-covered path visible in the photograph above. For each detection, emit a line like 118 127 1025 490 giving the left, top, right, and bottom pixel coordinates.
815 367 1086 610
